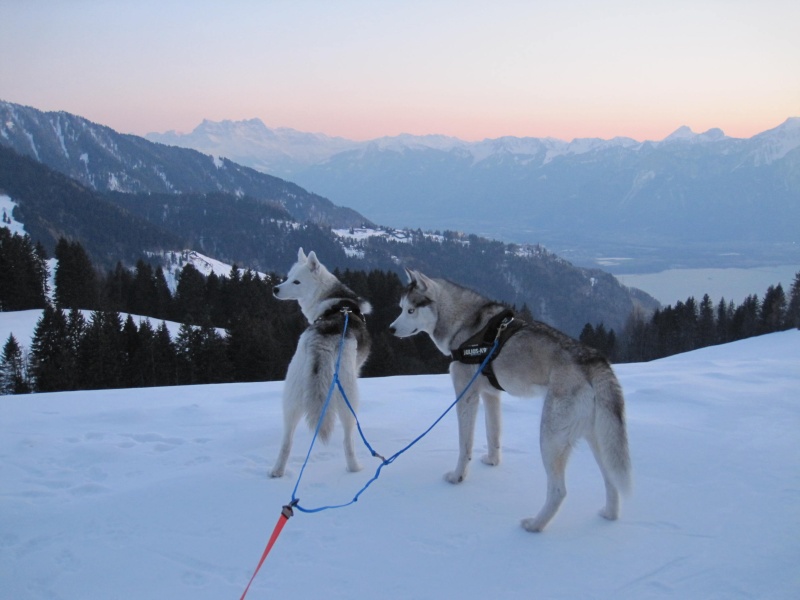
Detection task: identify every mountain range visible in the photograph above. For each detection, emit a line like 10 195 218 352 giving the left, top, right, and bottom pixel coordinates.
0 101 368 229
0 100 658 337
147 116 800 273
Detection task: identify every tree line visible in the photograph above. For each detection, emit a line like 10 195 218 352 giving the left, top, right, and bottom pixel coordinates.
1 229 798 394
1 233 448 394
580 276 800 362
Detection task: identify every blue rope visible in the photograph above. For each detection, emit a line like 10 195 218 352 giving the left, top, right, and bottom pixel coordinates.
289 311 498 514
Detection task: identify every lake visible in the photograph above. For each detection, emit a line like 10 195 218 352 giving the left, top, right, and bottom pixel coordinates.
615 265 800 307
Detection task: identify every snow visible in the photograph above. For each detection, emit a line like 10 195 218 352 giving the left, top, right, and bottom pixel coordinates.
1 322 798 599
661 126 728 145
751 117 800 165
107 172 121 191
1 195 26 236
332 226 417 244
158 250 271 292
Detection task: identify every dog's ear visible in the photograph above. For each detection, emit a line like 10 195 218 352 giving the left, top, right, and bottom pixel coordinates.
297 247 307 262
412 270 432 293
404 267 416 284
307 251 320 272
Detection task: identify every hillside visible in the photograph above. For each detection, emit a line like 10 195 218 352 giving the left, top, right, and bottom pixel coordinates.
0 145 183 264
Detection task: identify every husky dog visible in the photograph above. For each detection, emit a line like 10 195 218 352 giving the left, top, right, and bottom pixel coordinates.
270 248 372 478
389 270 631 532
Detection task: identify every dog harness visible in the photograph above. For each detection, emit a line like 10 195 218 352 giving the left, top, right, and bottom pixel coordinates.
311 299 367 338
450 308 526 391
316 299 365 323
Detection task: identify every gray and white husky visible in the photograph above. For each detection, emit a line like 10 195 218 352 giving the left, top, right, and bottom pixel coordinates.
389 269 631 532
270 248 372 478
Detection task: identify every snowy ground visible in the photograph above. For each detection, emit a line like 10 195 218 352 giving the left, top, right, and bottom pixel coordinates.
1 328 798 599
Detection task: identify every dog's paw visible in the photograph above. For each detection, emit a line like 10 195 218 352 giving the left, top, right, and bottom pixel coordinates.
481 453 501 466
520 518 546 533
598 506 619 521
444 471 465 484
346 462 363 473
269 468 285 478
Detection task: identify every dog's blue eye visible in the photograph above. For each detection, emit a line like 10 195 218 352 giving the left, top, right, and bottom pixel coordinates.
408 308 415 314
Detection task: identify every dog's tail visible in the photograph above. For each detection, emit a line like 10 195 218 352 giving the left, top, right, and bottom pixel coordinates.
591 363 632 495
304 359 338 443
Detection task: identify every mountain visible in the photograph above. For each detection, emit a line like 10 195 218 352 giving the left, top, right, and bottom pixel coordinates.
0 145 183 264
147 117 800 272
0 101 660 336
0 101 370 229
148 118 361 178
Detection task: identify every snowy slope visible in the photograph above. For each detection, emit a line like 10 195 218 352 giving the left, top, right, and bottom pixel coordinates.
1 194 26 236
1 330 798 599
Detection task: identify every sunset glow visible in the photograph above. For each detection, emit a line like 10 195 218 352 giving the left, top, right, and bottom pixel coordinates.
1 0 798 142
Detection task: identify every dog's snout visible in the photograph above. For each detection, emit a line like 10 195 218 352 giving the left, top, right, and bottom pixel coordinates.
388 326 396 335
273 286 280 295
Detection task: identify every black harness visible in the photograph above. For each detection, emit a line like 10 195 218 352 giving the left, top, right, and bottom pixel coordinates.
450 309 526 391
311 299 366 336
316 299 365 323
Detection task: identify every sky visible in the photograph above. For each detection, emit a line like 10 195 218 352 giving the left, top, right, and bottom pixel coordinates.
1 0 798 142
1 308 798 598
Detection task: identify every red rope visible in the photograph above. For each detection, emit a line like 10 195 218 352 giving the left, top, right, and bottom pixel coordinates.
239 503 295 600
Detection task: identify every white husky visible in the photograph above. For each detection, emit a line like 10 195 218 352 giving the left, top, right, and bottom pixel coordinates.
389 269 631 532
270 248 372 478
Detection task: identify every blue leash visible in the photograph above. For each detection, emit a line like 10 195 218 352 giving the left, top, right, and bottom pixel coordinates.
289 310 498 514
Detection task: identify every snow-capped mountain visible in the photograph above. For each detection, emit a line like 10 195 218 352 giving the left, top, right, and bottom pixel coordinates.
145 117 800 174
148 118 362 177
146 116 800 272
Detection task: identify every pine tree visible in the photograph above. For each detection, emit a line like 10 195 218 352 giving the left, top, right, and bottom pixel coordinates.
787 272 800 330
1 334 31 394
195 325 232 384
730 295 760 340
54 238 98 310
175 323 200 384
30 303 70 392
129 260 156 317
579 322 616 359
78 311 124 390
579 323 596 347
620 306 653 362
227 315 273 381
0 229 48 311
675 298 699 353
152 322 178 386
174 264 208 325
121 314 144 388
152 266 173 321
760 284 787 334
698 294 716 347
63 308 86 391
134 319 158 387
716 298 735 344
104 262 133 312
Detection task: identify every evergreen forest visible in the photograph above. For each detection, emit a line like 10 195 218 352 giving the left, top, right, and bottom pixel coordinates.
2 228 799 395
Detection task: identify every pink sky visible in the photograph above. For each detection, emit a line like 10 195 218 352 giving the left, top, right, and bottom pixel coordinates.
1 1 798 142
